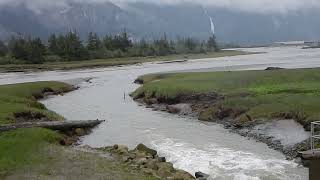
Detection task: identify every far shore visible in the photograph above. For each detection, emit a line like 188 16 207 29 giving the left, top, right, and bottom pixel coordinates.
0 50 252 73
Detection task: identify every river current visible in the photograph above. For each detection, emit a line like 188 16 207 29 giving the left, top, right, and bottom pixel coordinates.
1 46 318 179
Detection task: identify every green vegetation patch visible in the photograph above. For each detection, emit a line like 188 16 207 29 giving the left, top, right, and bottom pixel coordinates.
0 81 73 125
0 128 61 177
0 128 157 179
133 68 320 126
3 137 157 180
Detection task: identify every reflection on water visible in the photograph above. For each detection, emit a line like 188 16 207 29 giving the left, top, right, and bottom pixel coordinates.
1 46 315 179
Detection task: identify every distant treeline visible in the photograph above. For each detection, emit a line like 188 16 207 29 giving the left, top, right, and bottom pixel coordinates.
0 31 219 64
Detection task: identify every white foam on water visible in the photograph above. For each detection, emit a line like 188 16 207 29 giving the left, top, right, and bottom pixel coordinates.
253 120 310 147
151 138 305 180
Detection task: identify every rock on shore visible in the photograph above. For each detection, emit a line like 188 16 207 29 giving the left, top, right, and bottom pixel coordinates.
102 143 196 180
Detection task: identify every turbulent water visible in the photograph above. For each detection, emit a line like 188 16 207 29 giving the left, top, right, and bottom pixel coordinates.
1 46 318 179
252 120 310 147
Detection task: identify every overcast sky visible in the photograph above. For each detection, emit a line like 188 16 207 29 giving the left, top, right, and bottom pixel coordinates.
0 0 319 14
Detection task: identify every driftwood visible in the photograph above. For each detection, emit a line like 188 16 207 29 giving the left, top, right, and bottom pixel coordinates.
299 150 320 160
157 59 188 64
0 120 105 133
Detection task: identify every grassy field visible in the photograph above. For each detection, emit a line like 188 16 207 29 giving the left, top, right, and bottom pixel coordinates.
0 50 250 72
0 82 70 177
132 68 320 127
0 128 61 177
0 128 157 179
0 81 73 125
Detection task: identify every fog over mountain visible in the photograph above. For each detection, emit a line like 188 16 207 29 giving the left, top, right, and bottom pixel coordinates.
2 0 320 14
0 0 320 44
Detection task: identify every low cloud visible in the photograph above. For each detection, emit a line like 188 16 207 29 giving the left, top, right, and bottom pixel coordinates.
0 0 320 14
113 0 320 14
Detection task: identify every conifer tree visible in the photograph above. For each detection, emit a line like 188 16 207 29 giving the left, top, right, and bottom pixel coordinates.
48 34 59 54
0 40 8 56
27 37 46 64
87 32 101 51
207 35 219 52
9 37 28 60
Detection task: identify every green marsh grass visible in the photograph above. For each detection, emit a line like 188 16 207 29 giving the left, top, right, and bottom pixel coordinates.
0 128 61 177
133 68 320 124
0 81 73 125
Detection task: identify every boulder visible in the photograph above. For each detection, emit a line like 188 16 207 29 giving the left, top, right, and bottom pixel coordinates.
238 113 253 123
135 151 149 159
128 153 137 160
135 158 148 166
195 172 209 179
135 143 157 156
265 67 284 71
122 156 130 162
173 170 195 180
74 128 86 136
157 162 174 171
115 145 129 154
157 162 174 178
134 78 144 84
158 156 166 162
215 108 234 120
167 105 181 114
59 136 74 146
148 98 159 105
144 159 159 170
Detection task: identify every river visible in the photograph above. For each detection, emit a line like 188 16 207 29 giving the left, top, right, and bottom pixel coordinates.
1 46 318 179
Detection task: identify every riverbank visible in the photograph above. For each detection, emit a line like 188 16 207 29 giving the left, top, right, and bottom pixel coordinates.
0 81 197 179
0 128 160 179
132 68 320 159
0 50 249 73
0 81 76 125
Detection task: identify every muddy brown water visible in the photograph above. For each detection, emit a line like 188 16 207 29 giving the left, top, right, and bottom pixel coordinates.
1 46 319 179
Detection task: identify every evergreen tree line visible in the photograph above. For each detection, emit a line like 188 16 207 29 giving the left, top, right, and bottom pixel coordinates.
0 31 219 64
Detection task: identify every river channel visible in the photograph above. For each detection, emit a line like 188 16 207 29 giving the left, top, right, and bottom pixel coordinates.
1 46 318 179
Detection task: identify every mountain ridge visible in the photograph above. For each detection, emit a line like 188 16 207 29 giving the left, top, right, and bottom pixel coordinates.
0 1 319 45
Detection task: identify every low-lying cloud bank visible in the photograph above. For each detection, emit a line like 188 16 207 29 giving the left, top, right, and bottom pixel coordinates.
0 0 319 14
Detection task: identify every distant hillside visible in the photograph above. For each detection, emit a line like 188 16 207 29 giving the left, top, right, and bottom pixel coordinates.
0 2 320 45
